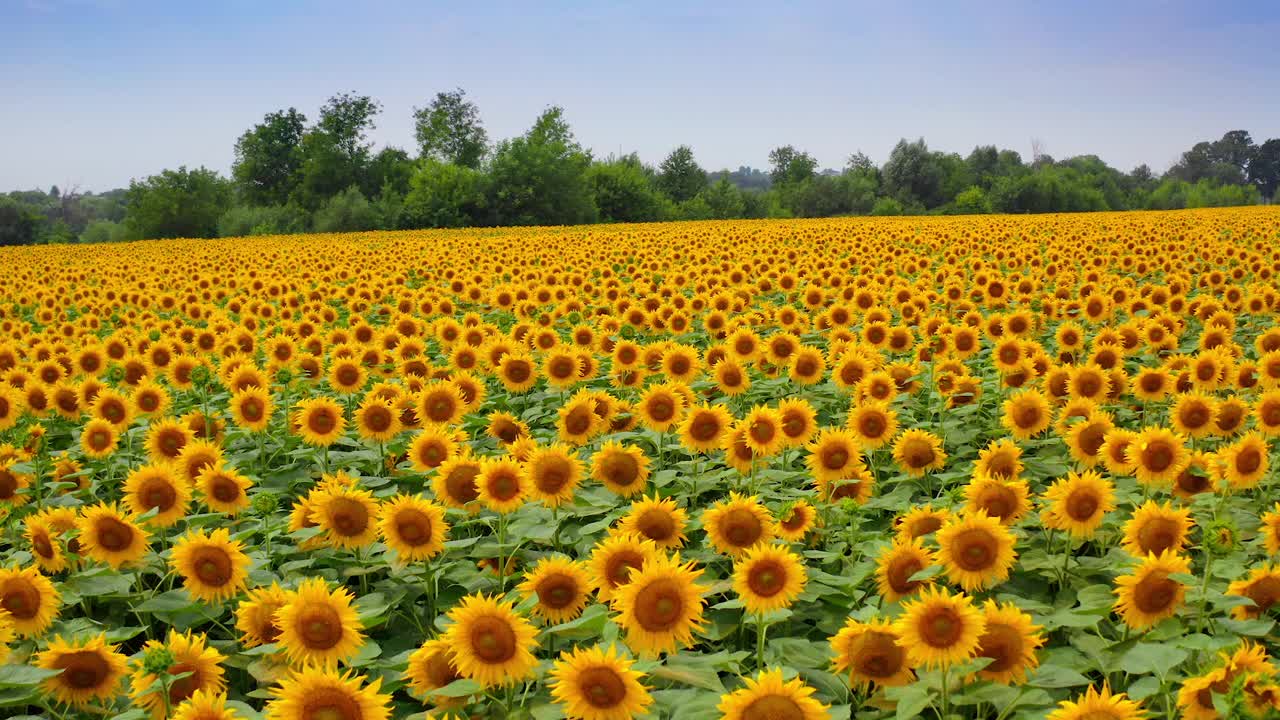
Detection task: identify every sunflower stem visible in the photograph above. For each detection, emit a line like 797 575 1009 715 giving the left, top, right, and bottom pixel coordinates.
755 612 768 671
1196 551 1215 632
497 512 508 595
939 667 950 719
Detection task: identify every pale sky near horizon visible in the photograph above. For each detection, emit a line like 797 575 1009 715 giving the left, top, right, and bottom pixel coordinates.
2 0 1278 192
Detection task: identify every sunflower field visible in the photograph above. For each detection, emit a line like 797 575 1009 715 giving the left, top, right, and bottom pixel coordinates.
1 208 1280 720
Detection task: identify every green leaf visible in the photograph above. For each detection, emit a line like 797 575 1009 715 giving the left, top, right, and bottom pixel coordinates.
907 564 944 583
134 589 199 612
1126 676 1162 700
1120 643 1188 675
0 664 62 686
1030 663 1091 689
432 678 483 698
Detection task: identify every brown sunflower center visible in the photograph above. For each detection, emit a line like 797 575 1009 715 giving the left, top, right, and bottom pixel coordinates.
486 471 521 501
307 408 337 435
210 476 241 503
858 413 886 440
505 361 532 383
33 532 55 559
166 661 201 703
394 510 431 546
977 486 1016 522
326 497 370 537
1235 447 1262 475
887 554 924 595
1243 576 1280 616
721 508 763 548
691 414 721 442
536 574 578 609
299 605 344 650
600 452 640 487
57 650 110 689
636 509 676 543
564 406 594 435
423 649 460 687
902 440 936 469
605 550 646 588
977 622 1023 673
921 608 964 647
96 516 134 552
746 560 786 597
305 687 362 720
469 615 517 663
744 695 804 720
1133 573 1178 614
445 465 481 504
854 631 905 679
952 529 996 571
534 458 572 494
1 579 40 619
1065 490 1100 521
1015 404 1042 428
1136 518 1179 555
633 578 685 631
140 478 177 512
579 666 628 708
191 547 232 586
362 406 393 433
821 443 850 471
1140 442 1174 472
646 397 675 423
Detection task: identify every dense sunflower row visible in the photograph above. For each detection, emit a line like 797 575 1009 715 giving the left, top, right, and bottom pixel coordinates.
1 208 1280 719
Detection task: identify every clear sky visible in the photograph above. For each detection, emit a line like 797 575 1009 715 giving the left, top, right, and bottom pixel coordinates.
3 0 1278 192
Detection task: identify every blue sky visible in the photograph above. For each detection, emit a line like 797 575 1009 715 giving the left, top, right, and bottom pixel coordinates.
2 0 1278 191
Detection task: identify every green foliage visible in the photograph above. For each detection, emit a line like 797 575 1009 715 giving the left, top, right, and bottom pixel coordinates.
883 138 946 208
587 155 667 223
700 177 745 220
658 146 708 203
79 219 131 244
217 204 309 237
767 145 817 186
293 93 382 210
401 160 487 229
312 186 380 233
1147 179 1261 210
870 197 906 215
486 107 597 226
124 166 232 239
232 108 307 206
413 88 488 169
0 196 42 246
952 186 992 214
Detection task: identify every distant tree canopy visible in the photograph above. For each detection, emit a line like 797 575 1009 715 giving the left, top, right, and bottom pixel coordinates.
3 92 1274 245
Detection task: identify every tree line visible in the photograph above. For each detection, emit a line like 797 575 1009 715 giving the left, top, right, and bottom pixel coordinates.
2 90 1277 245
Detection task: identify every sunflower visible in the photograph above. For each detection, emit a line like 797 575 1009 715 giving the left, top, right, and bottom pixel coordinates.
1001 390 1052 440
478 457 528 513
935 511 1017 592
309 483 381 549
893 586 985 669
963 476 1030 525
404 425 455 474
230 386 273 432
25 514 67 573
1099 428 1138 476
1064 414 1114 468
1263 503 1280 555
1132 367 1173 402
275 577 365 668
892 429 947 477
612 552 708 657
171 528 251 603
197 466 253 515
588 533 658 602
92 387 133 428
441 594 539 687
433 453 482 511
1040 470 1115 538
519 556 594 623
714 358 751 396
895 504 952 541
1218 431 1270 489
804 428 865 484
1256 390 1280 437
0 564 60 637
1177 669 1226 720
327 358 368 395
973 438 1023 482
875 537 934 603
77 502 150 569
36 633 129 706
130 630 227 717
1226 565 1280 620
177 438 224 486
550 644 653 720
171 689 241 720
236 583 290 649
740 406 785 457
264 667 391 720
616 495 688 549
636 384 684 433
1127 426 1190 486
354 395 401 442
1114 549 1191 630
146 417 194 462
717 668 828 720
377 494 448 563
775 500 816 543
1171 392 1219 439
702 493 776 557
591 441 651 497
973 600 1044 685
80 417 119 458
405 638 466 707
845 401 898 450
293 397 346 446
497 352 539 393
733 543 807 614
830 617 913 688
678 404 734 453
1121 500 1193 557
1047 684 1145 720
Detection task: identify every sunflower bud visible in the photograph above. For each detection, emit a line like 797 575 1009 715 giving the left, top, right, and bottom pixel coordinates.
141 646 175 676
1206 518 1239 556
252 492 280 516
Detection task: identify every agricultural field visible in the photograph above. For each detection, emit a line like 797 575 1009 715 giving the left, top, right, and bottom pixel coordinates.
2 207 1280 720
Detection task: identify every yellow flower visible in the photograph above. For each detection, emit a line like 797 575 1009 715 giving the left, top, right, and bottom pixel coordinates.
549 644 654 720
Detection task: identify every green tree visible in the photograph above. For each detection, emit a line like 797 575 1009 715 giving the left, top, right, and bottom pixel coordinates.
312 186 380 232
0 196 43 245
1247 138 1280 199
295 92 382 209
952 186 992 214
657 146 707 202
767 145 817 186
401 160 488 228
486 107 596 226
124 166 232 239
588 155 666 223
364 147 414 199
882 139 944 208
701 177 745 219
413 89 488 169
232 108 307 205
